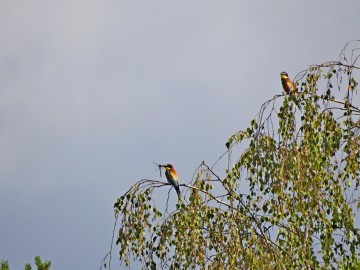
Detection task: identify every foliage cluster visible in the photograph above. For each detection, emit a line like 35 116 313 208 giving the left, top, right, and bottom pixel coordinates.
105 41 360 269
0 256 50 270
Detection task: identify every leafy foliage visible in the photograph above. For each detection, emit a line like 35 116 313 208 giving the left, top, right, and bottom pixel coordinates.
0 261 9 270
105 41 360 269
1 257 50 270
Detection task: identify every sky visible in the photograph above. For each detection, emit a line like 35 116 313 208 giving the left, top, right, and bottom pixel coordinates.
0 1 359 269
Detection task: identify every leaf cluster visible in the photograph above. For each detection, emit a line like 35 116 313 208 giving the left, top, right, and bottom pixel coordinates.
107 41 360 269
1 257 51 270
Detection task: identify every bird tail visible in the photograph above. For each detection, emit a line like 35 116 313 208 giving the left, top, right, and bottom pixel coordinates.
175 185 181 199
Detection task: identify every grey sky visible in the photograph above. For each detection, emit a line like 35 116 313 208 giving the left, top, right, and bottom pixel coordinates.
0 1 359 269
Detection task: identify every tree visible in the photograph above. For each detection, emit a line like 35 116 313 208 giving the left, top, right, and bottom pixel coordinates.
104 41 360 269
0 257 51 270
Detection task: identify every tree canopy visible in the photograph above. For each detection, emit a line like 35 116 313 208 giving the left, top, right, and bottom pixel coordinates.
0 257 51 270
104 41 360 269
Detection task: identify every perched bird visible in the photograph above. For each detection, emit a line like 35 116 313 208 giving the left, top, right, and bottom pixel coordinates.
159 164 181 198
281 71 298 94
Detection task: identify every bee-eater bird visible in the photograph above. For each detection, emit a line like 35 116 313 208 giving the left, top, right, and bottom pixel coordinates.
281 71 298 94
159 164 181 198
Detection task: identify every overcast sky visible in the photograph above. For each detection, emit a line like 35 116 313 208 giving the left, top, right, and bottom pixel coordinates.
0 1 359 269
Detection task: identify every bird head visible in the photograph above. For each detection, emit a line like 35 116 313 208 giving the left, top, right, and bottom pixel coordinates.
163 164 173 170
281 71 289 79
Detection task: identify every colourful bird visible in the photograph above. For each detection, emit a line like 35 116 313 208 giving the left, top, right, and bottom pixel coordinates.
280 71 298 94
159 164 181 198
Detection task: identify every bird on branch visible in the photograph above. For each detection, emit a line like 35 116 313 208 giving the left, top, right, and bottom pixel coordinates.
281 71 298 94
157 163 181 199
